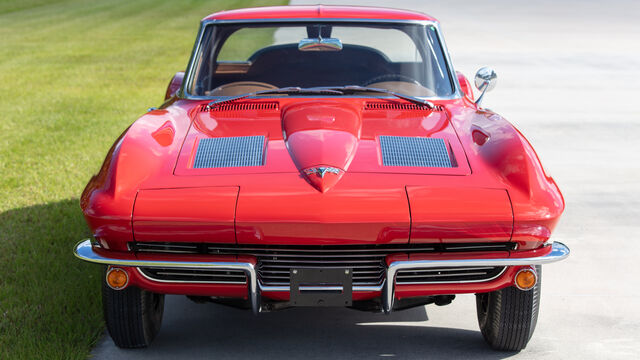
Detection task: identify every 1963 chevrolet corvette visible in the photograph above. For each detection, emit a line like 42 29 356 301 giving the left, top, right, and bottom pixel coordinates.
74 5 569 351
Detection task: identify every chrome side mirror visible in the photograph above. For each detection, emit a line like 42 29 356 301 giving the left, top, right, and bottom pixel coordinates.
474 67 497 106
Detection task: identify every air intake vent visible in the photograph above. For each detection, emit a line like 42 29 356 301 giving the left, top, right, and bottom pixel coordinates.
396 266 506 284
138 268 247 284
193 135 265 168
365 102 441 111
380 136 453 168
207 102 279 112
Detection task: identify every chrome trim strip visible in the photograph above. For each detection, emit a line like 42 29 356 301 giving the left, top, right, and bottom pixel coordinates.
180 18 462 101
382 242 570 313
136 268 247 285
395 266 507 285
260 282 385 292
74 239 260 314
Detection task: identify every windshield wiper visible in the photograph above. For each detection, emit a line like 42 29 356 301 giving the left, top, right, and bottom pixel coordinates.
207 85 434 109
317 85 434 109
207 87 344 108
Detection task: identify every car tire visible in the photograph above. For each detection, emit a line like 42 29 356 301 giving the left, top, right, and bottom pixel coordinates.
475 265 541 351
102 268 165 348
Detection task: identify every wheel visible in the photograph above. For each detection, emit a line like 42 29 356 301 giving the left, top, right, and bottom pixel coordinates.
475 266 541 351
102 268 165 348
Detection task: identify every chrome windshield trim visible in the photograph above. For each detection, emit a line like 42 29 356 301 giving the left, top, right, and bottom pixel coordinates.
74 239 260 314
180 18 462 101
382 241 570 313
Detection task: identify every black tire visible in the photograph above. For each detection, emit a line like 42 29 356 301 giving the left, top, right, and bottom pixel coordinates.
102 268 165 348
476 266 541 351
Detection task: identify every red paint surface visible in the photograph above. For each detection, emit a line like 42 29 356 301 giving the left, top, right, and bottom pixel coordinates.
203 5 437 22
407 187 513 243
133 187 238 243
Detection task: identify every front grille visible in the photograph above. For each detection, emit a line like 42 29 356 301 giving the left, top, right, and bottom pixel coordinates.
138 268 247 284
255 250 386 287
130 242 515 256
130 242 515 286
396 266 506 284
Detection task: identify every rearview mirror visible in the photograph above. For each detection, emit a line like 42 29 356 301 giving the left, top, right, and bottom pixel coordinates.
298 37 343 52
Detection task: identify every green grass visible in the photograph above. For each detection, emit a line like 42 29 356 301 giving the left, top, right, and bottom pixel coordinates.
0 0 286 358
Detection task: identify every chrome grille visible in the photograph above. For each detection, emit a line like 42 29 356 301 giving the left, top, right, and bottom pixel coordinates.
380 135 453 168
138 268 246 284
193 135 265 168
396 266 506 284
130 242 516 285
257 253 386 287
207 244 437 287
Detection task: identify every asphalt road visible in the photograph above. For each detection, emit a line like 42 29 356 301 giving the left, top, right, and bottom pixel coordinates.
93 1 640 358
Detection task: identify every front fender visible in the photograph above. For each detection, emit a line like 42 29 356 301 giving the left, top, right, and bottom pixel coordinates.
81 103 193 250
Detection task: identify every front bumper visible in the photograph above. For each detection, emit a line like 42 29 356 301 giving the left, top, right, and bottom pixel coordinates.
74 239 570 314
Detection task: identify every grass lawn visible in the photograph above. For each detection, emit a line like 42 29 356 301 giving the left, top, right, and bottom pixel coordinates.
0 0 286 358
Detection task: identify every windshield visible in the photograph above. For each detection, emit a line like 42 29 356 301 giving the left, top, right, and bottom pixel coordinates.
187 22 455 98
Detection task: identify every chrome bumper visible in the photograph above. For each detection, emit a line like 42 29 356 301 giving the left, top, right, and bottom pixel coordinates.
74 239 570 314
74 240 260 313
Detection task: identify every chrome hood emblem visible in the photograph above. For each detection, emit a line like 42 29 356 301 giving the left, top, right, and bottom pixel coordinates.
304 166 341 178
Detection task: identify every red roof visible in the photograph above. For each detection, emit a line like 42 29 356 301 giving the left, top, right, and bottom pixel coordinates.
203 5 437 22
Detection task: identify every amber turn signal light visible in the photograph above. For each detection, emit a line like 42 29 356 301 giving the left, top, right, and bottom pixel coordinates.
514 268 537 291
106 267 129 290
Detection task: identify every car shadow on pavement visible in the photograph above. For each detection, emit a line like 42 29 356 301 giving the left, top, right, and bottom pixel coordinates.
92 295 517 359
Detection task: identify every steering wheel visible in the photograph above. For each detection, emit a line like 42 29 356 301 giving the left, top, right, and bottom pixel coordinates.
362 74 421 86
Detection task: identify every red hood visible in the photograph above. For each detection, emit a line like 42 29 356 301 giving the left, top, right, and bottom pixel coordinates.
174 98 470 193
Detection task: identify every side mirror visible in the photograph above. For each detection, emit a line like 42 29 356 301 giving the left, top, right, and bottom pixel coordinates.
474 67 497 106
165 71 185 100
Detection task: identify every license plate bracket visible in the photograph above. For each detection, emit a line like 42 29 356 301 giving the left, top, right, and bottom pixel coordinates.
290 268 353 307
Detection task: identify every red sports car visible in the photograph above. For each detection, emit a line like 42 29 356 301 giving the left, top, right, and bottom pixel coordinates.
75 5 569 351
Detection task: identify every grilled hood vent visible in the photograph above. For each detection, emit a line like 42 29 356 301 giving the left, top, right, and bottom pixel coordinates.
204 102 279 112
193 136 265 168
380 135 453 168
365 102 442 111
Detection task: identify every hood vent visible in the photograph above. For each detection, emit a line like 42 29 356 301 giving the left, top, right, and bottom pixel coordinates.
380 135 453 168
365 102 442 111
193 136 265 168
204 102 279 112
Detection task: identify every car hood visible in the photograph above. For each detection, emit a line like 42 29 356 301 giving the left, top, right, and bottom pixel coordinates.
174 99 470 192
128 99 518 246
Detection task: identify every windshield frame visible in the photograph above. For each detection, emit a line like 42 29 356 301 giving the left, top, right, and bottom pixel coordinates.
179 18 462 101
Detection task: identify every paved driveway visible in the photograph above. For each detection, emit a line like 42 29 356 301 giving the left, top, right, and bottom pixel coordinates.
93 1 640 358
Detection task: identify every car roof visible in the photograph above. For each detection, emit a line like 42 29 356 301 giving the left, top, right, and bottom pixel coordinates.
203 5 437 22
